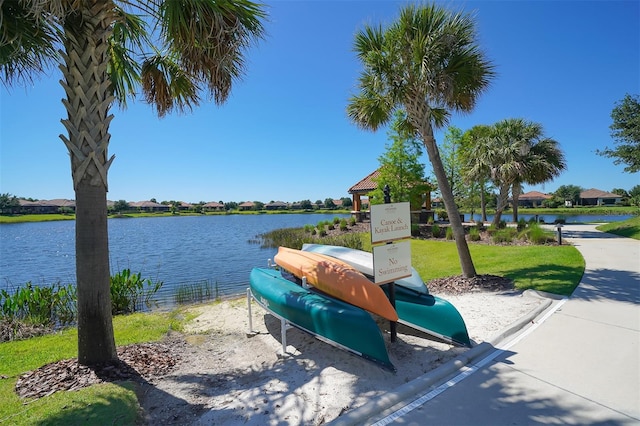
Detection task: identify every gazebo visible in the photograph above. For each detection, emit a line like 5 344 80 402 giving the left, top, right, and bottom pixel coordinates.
348 169 434 223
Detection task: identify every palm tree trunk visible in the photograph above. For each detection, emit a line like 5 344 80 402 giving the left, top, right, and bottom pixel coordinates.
59 2 117 365
417 126 476 278
492 184 510 226
480 180 487 222
512 182 522 222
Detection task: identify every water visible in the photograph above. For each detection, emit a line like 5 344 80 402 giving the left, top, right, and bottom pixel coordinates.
0 214 348 305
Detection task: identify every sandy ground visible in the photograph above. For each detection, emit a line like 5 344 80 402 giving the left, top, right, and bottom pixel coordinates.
135 288 547 425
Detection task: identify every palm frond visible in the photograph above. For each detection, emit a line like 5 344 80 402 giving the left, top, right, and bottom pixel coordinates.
0 0 59 86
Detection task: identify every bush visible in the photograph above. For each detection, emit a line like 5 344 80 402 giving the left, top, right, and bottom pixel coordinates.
517 218 527 231
110 269 163 315
445 227 454 240
522 223 555 245
469 226 481 241
0 282 76 342
411 223 420 237
492 228 516 244
431 224 442 238
436 209 448 221
339 219 348 231
349 217 357 226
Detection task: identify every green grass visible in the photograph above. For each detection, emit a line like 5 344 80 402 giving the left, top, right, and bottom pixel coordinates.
0 214 75 223
0 312 177 425
596 216 640 240
362 235 585 296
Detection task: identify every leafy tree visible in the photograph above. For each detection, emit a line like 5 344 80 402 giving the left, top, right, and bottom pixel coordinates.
347 4 495 277
253 201 265 211
224 201 238 211
370 110 430 210
598 94 640 173
555 185 583 205
324 198 336 209
340 197 353 208
0 193 20 214
300 199 313 210
611 188 630 198
460 125 494 222
112 200 129 212
439 126 465 199
1 0 265 365
628 185 640 207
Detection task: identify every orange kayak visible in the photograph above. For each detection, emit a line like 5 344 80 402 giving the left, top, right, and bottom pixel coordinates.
274 247 398 322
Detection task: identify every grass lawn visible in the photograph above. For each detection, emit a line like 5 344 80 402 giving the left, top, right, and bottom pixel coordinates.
596 215 640 239
0 312 180 425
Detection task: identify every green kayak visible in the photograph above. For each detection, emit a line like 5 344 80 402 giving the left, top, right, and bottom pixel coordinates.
249 267 395 371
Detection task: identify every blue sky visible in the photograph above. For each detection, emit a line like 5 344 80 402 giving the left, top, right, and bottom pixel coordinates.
1 1 638 204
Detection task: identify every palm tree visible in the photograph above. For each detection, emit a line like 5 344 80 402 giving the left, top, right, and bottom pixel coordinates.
511 126 566 222
347 4 495 278
460 125 493 222
476 119 566 225
1 0 265 365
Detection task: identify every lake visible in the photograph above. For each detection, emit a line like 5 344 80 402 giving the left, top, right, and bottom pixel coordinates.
0 212 633 308
0 214 349 305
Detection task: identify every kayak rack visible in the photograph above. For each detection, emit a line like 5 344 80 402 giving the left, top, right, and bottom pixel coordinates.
247 287 293 355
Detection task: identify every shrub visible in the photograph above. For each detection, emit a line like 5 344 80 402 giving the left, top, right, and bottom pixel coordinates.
445 227 454 240
431 224 442 238
110 269 163 315
492 228 516 244
339 219 348 231
349 217 357 226
333 217 340 224
517 218 527 231
469 226 481 241
436 209 448 221
522 223 555 245
411 223 420 236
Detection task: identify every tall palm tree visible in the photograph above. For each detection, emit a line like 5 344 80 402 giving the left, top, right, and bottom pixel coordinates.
477 119 566 225
460 125 493 222
1 0 265 365
347 4 495 278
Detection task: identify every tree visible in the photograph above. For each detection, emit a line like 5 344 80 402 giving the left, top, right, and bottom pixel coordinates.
347 4 495 278
438 126 465 200
324 198 336 209
598 94 640 173
473 119 566 225
340 197 353 208
629 185 640 207
555 185 583 205
371 110 430 209
112 200 130 213
0 193 20 214
460 125 493 222
1 0 265 365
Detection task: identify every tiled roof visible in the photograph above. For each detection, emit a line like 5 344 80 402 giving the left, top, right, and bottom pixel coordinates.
348 170 380 194
580 188 621 199
518 191 552 200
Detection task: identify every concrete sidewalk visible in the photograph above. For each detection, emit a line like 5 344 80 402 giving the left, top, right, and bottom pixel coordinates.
331 224 640 425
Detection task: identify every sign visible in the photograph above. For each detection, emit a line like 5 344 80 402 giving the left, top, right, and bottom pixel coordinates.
373 240 412 284
370 202 411 244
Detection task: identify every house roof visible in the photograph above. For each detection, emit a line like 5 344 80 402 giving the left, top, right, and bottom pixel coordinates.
580 188 622 199
348 170 380 194
203 201 224 208
518 191 552 200
239 201 255 207
130 201 166 208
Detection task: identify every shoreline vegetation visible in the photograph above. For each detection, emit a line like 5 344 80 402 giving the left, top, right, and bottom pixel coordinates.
0 205 637 224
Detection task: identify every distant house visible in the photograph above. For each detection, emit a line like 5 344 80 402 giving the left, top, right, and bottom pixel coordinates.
203 201 224 211
129 201 170 212
19 199 59 214
265 201 289 210
513 191 553 208
238 201 255 211
177 202 193 211
579 189 623 206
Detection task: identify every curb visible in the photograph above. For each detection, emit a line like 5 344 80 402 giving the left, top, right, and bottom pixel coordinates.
327 292 559 426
